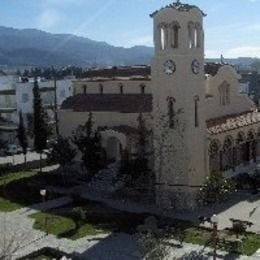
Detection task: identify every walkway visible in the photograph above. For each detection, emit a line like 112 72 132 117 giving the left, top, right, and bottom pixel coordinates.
0 195 259 259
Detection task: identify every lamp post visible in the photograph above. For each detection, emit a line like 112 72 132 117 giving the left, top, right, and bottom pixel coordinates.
211 214 218 260
40 189 48 235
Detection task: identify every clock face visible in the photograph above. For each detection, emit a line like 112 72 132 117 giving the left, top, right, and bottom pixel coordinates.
164 60 176 75
191 59 200 74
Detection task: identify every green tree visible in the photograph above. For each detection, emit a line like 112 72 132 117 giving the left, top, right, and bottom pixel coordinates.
17 111 28 165
198 171 235 205
134 113 151 177
33 78 48 172
48 136 76 184
119 114 151 187
72 112 106 179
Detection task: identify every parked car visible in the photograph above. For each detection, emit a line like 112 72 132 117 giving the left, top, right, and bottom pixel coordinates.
5 144 23 155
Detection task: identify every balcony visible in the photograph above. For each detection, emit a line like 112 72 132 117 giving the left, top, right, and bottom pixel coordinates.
0 118 17 132
0 103 17 113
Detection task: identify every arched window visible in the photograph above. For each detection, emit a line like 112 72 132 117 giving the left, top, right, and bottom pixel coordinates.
167 97 176 129
222 137 233 170
247 130 256 162
236 132 246 165
188 22 195 49
119 83 123 94
82 85 87 94
99 83 104 94
219 81 230 106
209 140 221 173
140 83 146 94
257 128 260 157
158 23 168 51
170 21 180 49
194 23 202 48
194 95 199 127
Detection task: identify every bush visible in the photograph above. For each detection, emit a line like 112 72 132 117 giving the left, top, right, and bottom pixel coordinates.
198 172 235 205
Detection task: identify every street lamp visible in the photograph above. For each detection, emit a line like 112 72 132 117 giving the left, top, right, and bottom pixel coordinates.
40 189 48 235
211 214 218 260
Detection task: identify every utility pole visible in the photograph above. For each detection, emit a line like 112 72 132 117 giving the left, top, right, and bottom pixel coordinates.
53 68 59 136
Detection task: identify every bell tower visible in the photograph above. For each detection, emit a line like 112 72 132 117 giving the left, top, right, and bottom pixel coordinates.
151 2 207 209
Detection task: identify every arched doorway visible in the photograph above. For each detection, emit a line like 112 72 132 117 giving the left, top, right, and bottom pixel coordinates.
101 129 127 162
106 137 122 162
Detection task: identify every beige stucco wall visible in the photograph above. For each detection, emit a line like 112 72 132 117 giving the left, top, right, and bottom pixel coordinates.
205 66 254 120
73 80 151 95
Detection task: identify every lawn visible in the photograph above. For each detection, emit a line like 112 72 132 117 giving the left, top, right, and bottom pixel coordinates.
0 197 21 212
29 198 150 240
181 226 260 256
30 212 109 240
0 170 62 212
0 171 39 212
0 171 37 186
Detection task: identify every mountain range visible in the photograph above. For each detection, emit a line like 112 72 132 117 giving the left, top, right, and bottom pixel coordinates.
0 26 259 68
0 26 153 67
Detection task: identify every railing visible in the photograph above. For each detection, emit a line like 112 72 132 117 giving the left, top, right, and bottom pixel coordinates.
0 103 17 109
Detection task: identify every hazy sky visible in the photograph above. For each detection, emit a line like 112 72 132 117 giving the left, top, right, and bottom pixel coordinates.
0 0 260 58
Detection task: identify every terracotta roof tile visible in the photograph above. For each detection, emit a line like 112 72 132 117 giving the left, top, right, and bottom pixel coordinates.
61 94 153 113
207 111 260 135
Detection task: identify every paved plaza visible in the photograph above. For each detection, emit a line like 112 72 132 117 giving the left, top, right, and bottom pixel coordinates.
1 187 260 259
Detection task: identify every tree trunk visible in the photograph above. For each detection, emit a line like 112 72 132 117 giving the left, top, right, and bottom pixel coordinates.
62 165 66 185
40 152 42 173
24 152 27 166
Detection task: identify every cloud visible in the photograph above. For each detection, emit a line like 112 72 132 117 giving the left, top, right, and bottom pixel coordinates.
37 9 61 30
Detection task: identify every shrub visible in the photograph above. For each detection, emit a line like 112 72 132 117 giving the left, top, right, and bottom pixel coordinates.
198 171 235 205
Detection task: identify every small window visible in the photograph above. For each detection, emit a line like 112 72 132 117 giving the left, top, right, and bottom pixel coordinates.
119 83 123 94
219 81 230 106
22 93 29 103
167 97 176 129
195 23 202 48
99 84 104 94
140 84 146 94
82 85 87 94
194 95 200 127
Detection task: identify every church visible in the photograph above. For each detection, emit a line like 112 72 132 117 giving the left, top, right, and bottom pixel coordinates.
59 2 260 208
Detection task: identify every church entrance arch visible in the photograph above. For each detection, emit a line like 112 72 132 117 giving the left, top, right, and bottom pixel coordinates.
101 129 127 162
106 137 122 161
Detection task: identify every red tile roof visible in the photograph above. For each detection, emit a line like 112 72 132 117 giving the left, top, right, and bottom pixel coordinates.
150 2 206 17
61 94 153 113
207 111 260 135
